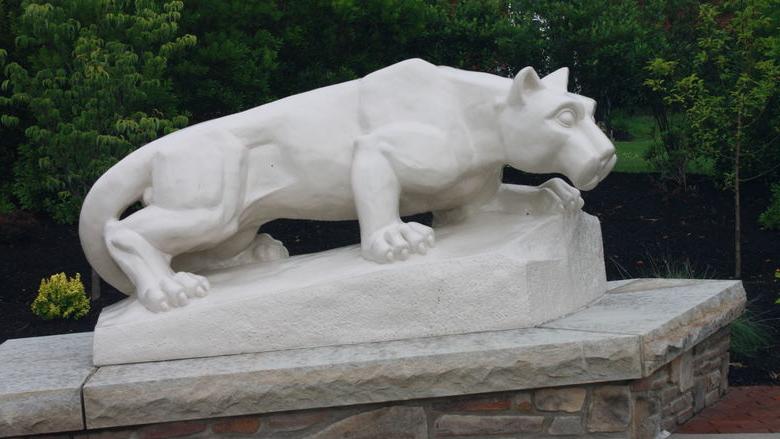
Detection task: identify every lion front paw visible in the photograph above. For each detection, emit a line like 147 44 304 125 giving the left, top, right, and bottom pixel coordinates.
538 177 584 213
361 222 435 263
138 272 210 312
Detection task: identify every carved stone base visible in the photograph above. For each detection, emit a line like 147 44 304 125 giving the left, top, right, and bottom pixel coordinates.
0 279 744 438
93 210 606 365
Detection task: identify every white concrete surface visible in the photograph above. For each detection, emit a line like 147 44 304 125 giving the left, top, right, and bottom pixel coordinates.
93 209 606 365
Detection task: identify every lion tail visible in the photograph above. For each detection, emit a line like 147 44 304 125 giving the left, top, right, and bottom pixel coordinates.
79 146 156 294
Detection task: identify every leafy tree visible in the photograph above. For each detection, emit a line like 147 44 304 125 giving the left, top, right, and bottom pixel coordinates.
422 0 543 76
511 0 660 123
170 0 280 122
269 0 436 97
647 0 780 277
643 58 699 189
1 0 195 223
0 0 23 212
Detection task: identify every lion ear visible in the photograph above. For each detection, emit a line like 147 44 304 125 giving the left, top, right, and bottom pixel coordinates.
542 67 569 91
508 66 543 106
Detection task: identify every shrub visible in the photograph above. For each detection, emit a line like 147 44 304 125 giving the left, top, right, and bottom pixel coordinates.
730 310 774 358
1 0 195 224
31 272 90 320
759 183 780 230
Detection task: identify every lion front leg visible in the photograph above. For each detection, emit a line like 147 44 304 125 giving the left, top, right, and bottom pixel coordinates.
485 180 583 216
350 123 463 263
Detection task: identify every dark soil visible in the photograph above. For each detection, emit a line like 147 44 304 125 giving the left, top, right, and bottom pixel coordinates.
1 172 778 384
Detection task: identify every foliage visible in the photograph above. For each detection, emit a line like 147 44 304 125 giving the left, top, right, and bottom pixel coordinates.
759 183 780 230
1 0 195 223
167 0 546 123
731 311 775 358
30 272 89 319
643 0 780 277
169 0 280 122
511 0 662 122
643 59 701 187
0 0 22 212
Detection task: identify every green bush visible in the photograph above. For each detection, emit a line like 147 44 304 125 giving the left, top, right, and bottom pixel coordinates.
31 272 90 320
759 183 780 230
730 311 774 358
1 0 195 223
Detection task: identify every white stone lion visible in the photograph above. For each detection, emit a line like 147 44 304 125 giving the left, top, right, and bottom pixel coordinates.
79 59 616 312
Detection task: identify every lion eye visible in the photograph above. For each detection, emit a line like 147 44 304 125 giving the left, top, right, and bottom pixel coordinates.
556 109 577 127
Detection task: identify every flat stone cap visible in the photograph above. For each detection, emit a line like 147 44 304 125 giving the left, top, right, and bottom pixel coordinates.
0 278 745 436
0 332 94 437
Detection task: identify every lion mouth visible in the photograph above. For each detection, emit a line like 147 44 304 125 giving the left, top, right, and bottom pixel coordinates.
576 175 600 191
574 154 617 191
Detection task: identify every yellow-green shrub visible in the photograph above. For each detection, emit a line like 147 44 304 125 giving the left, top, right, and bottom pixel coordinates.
31 273 90 320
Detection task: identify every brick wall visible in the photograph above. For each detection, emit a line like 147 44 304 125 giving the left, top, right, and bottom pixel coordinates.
39 328 731 439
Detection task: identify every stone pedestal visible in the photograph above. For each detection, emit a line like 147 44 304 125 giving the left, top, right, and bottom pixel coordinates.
93 210 606 365
0 279 744 438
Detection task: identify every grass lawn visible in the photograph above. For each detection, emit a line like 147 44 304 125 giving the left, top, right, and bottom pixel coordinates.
611 113 713 175
612 114 656 173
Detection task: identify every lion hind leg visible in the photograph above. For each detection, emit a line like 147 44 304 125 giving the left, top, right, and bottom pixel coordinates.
173 228 289 273
106 203 242 312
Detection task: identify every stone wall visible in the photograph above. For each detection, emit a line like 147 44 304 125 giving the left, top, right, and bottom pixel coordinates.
38 328 731 439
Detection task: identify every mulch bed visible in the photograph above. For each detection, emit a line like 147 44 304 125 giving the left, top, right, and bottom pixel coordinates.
1 171 778 384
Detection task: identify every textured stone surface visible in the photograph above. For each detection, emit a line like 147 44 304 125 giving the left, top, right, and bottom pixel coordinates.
211 416 261 434
94 210 607 365
0 333 95 438
435 414 544 436
670 351 694 392
83 326 639 428
587 385 631 432
308 407 427 439
534 387 587 412
2 279 740 437
514 392 533 412
544 279 745 373
548 416 585 435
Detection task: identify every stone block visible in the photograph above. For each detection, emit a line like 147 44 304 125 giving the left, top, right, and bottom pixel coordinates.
719 353 730 395
74 430 135 439
0 333 95 438
660 386 681 404
137 420 206 439
94 211 607 365
211 416 261 434
266 411 330 432
83 327 639 429
704 389 720 407
631 368 669 392
534 387 586 412
435 414 544 436
543 279 746 374
434 394 512 412
548 416 585 435
677 407 694 424
705 370 722 392
693 377 707 412
514 392 533 412
308 407 427 439
665 393 693 417
631 394 660 439
670 351 694 392
587 385 631 432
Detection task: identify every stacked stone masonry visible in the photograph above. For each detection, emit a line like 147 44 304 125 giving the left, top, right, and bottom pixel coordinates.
27 328 731 439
